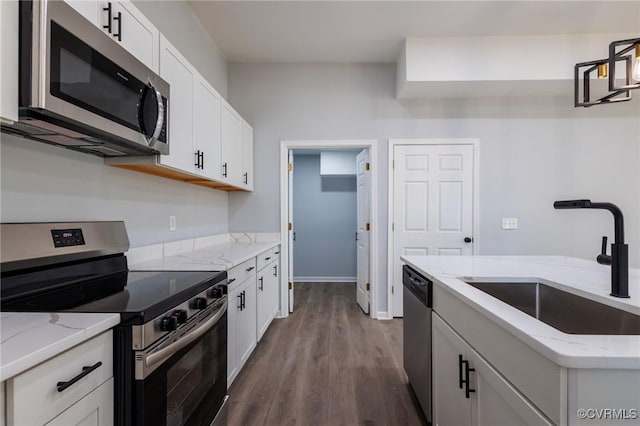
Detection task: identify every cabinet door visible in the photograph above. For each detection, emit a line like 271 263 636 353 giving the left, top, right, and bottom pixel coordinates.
112 1 160 72
433 313 473 426
237 277 257 368
194 75 222 180
471 347 552 426
241 121 254 190
227 284 240 386
220 101 243 186
46 378 114 426
0 0 19 123
159 35 195 173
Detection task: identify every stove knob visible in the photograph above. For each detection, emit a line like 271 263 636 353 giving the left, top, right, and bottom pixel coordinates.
159 315 177 331
172 309 188 325
192 297 207 310
208 287 223 299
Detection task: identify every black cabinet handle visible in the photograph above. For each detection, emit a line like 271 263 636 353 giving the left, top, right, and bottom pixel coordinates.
243 172 248 184
113 11 122 41
222 163 228 178
273 265 278 277
237 293 242 310
464 360 476 398
102 2 113 33
458 354 464 389
246 266 255 272
200 152 204 169
264 256 271 261
227 278 236 284
57 362 102 393
195 150 201 168
241 291 246 310
259 277 264 291
355 232 358 241
274 251 280 255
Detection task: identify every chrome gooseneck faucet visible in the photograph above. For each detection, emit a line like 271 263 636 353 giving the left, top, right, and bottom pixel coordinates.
554 199 629 298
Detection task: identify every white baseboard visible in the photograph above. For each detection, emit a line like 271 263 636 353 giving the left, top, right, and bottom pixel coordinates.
293 276 357 283
376 311 393 320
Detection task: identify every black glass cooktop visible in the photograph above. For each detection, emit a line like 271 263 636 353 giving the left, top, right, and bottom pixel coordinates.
1 269 226 325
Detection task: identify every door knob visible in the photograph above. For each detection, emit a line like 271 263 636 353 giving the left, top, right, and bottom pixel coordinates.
464 237 473 243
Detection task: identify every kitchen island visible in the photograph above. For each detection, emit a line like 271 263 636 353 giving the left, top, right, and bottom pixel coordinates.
401 255 640 426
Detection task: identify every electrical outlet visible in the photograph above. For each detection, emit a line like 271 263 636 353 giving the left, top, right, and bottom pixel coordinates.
502 218 518 230
169 216 176 231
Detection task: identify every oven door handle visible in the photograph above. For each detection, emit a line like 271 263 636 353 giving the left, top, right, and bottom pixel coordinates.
144 299 227 368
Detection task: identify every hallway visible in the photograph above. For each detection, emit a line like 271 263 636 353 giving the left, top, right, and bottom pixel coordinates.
227 282 427 425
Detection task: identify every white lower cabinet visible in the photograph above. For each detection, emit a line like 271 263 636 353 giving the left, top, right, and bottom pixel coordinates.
256 248 280 341
433 313 552 426
5 331 114 426
227 267 257 387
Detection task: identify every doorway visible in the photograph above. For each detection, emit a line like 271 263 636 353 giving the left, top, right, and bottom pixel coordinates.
388 139 480 317
280 140 378 319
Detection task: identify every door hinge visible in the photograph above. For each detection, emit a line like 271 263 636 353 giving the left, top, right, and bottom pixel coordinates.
365 162 370 171
366 283 370 291
288 163 293 172
288 222 292 231
288 282 292 290
366 223 370 231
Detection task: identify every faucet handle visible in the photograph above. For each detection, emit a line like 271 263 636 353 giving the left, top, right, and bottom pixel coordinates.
597 236 612 265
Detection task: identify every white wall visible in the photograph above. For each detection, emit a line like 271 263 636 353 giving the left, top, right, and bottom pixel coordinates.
227 63 640 315
1 0 231 248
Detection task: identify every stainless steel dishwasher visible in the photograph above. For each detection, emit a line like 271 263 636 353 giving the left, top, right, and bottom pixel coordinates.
403 264 433 423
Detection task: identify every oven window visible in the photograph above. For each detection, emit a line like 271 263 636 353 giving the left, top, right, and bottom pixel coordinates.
49 22 144 132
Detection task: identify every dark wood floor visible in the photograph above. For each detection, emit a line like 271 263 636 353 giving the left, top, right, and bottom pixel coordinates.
228 282 427 426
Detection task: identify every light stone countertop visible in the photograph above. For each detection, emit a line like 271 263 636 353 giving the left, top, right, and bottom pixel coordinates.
401 255 640 369
0 312 120 381
128 233 281 271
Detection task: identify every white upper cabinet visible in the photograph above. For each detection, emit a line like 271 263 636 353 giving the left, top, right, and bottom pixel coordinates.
0 0 18 123
64 0 159 72
241 121 254 190
221 101 244 187
194 76 222 181
159 35 195 173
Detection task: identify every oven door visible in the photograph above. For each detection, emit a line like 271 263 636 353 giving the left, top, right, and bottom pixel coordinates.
135 301 227 426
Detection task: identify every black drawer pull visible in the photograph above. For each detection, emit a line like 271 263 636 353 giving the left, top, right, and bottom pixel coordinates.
246 266 255 272
274 251 280 255
57 362 103 393
227 278 236 284
264 256 271 261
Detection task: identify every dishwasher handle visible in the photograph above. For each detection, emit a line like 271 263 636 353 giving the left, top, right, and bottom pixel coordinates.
402 265 433 307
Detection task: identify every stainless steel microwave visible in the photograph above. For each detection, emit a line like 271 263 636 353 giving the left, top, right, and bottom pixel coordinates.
2 0 169 157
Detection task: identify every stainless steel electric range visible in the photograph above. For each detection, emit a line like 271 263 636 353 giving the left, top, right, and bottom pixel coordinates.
0 221 228 426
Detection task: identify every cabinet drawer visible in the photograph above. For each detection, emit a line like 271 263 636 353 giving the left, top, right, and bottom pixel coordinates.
228 258 256 290
7 331 113 426
257 247 279 271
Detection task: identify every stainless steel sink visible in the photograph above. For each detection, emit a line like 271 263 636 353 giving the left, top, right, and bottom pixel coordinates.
463 280 640 335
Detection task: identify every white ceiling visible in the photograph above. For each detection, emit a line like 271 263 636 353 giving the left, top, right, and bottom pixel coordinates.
188 1 640 63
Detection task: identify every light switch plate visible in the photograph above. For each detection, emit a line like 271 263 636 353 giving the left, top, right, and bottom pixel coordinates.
502 218 518 230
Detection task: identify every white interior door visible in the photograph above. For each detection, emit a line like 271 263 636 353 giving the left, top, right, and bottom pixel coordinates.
287 150 295 313
392 144 474 316
356 149 370 314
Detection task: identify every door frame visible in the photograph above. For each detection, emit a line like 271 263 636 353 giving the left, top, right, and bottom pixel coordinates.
279 139 379 319
387 139 480 318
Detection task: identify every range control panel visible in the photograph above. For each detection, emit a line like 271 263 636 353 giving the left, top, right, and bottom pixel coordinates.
51 228 86 248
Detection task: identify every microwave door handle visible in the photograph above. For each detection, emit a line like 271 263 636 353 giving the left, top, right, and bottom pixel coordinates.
144 298 227 368
138 82 165 146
